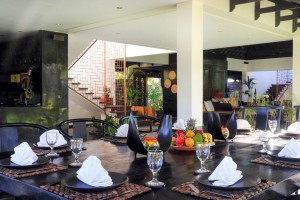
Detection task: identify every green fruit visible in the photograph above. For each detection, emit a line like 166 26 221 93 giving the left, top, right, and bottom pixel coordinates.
193 133 203 146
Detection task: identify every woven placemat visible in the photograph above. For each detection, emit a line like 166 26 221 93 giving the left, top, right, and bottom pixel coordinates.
251 156 300 169
40 182 151 200
33 147 71 156
0 163 68 178
172 180 275 200
100 137 127 144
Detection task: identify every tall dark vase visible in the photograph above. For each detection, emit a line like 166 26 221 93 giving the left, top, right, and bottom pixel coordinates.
127 112 148 156
157 114 173 152
127 113 173 157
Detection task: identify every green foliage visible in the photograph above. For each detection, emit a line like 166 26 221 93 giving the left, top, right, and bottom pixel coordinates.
147 78 163 110
104 115 118 135
126 68 145 105
91 115 118 136
243 76 256 98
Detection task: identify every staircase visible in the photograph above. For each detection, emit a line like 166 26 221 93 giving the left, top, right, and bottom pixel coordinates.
265 84 287 100
68 39 127 116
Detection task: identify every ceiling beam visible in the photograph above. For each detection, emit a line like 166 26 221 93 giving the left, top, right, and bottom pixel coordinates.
229 0 260 12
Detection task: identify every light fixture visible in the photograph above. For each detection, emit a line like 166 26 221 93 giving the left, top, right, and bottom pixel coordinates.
56 23 62 26
116 6 123 9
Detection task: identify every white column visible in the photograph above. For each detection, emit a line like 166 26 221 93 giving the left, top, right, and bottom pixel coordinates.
293 37 300 105
177 0 203 126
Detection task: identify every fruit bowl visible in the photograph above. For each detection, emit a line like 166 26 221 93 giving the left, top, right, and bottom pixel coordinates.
171 129 214 151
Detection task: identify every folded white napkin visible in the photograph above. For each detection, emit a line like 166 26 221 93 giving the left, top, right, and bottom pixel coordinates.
287 122 300 134
77 156 113 187
115 124 128 137
278 138 300 158
11 142 38 165
236 119 251 130
37 129 67 147
208 156 243 187
173 119 186 130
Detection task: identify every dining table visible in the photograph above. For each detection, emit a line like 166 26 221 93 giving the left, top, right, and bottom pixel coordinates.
0 137 300 199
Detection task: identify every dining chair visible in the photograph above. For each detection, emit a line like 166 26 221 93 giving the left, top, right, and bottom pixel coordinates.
206 110 237 141
0 123 49 156
119 115 160 133
58 118 118 141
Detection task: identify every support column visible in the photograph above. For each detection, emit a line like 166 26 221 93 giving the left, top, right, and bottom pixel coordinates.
293 37 300 105
177 0 203 126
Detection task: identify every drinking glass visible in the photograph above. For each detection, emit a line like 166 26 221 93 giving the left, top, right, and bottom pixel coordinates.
195 143 210 174
145 150 164 188
45 130 58 157
268 120 277 135
69 138 83 167
258 130 270 153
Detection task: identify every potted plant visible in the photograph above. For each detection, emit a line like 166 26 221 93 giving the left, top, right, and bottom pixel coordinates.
103 86 111 98
243 76 256 105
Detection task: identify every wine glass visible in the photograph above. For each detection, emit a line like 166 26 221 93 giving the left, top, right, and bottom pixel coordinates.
145 150 164 188
258 130 270 153
69 138 83 167
195 143 210 174
45 130 58 157
268 120 277 135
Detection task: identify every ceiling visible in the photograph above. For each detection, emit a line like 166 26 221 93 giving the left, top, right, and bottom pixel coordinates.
1 0 300 60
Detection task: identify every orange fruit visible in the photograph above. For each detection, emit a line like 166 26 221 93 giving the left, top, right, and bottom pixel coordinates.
185 130 195 138
185 138 194 147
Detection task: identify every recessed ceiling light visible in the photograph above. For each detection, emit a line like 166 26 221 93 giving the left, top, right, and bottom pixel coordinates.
217 30 223 33
56 23 62 26
116 6 123 9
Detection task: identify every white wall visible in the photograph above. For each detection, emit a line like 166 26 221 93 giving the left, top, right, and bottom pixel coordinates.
246 71 277 97
68 89 105 119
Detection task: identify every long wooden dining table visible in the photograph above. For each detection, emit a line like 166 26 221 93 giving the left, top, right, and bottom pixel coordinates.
0 139 300 199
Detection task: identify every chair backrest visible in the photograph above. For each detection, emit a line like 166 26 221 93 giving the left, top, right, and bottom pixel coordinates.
0 123 48 153
119 115 160 133
58 118 118 141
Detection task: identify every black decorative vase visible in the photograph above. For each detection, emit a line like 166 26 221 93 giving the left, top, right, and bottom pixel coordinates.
127 113 173 156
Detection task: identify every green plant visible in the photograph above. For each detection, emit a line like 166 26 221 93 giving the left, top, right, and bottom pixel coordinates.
104 115 118 135
147 78 163 110
243 76 256 103
126 68 145 106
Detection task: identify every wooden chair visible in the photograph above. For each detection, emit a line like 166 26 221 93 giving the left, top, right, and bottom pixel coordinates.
0 123 49 155
119 115 160 133
206 110 237 141
58 118 118 141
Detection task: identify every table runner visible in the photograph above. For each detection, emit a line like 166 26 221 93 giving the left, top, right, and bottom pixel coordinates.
40 182 151 200
100 137 127 144
0 163 68 178
172 180 275 200
251 156 300 169
33 147 72 156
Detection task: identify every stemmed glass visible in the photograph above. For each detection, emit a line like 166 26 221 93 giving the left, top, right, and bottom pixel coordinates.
145 150 164 188
69 138 83 167
45 130 58 157
258 130 270 153
268 120 277 135
195 143 210 174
